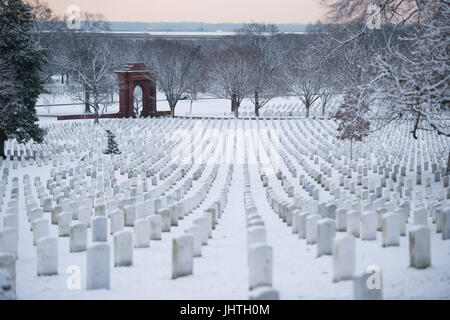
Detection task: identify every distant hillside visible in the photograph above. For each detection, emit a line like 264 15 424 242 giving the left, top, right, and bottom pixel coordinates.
109 22 308 32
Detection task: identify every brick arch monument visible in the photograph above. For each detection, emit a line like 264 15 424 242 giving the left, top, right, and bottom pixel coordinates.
115 63 170 118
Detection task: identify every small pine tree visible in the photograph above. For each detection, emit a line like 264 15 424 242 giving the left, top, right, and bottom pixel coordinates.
333 89 371 160
103 130 121 155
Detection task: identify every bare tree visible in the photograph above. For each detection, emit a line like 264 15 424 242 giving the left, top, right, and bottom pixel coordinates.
140 40 202 118
282 50 322 118
207 44 252 118
57 36 121 124
133 86 143 117
27 0 64 83
236 23 284 117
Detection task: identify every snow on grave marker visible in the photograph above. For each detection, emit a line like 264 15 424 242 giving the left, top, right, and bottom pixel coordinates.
33 218 49 246
382 213 400 247
247 226 266 248
149 215 162 240
87 243 110 290
124 205 136 227
51 205 62 225
172 235 194 279
114 230 133 267
336 208 347 231
333 235 355 282
0 228 18 257
306 214 321 245
413 208 428 226
70 222 87 252
110 209 124 235
347 211 361 238
0 253 16 293
0 268 15 300
92 216 108 242
58 212 72 237
409 226 431 269
36 237 57 276
3 215 18 231
248 243 273 290
134 218 150 248
361 211 377 241
317 219 336 257
185 225 202 257
158 209 171 232
193 217 210 246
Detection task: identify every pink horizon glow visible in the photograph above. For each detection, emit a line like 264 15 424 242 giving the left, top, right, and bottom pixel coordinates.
45 0 325 24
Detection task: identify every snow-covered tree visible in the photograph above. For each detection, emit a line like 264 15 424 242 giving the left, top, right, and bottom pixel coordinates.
103 130 121 155
323 0 449 171
0 0 47 158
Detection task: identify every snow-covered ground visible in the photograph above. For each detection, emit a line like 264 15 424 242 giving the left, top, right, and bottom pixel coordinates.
36 91 334 119
1 110 449 300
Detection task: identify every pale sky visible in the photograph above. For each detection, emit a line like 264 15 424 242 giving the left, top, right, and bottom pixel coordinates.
46 0 325 24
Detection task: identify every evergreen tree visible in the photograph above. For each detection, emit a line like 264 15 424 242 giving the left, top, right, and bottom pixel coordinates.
103 130 121 155
0 0 47 158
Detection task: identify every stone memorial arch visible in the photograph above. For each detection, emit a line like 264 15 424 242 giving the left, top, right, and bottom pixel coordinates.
116 63 169 118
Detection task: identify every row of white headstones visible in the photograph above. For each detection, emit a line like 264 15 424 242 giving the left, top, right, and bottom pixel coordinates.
0 118 252 297
1 117 449 299
242 117 450 299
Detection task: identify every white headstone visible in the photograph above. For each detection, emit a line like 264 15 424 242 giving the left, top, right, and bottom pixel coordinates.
124 205 136 227
317 219 336 257
0 269 15 300
382 213 400 247
149 214 162 240
33 218 49 246
172 235 194 279
70 222 87 252
58 212 72 237
361 211 377 241
0 253 15 293
247 226 266 248
248 243 273 290
87 243 110 290
134 218 150 248
36 237 58 276
336 208 347 232
185 225 202 257
0 228 18 257
409 226 431 269
92 216 108 242
347 211 361 238
158 209 171 232
333 235 355 282
413 208 428 226
306 214 321 244
114 230 133 267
